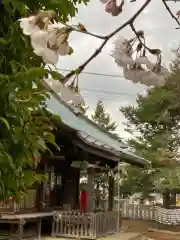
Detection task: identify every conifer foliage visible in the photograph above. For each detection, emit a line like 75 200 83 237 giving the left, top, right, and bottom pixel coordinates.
120 57 180 204
92 100 117 132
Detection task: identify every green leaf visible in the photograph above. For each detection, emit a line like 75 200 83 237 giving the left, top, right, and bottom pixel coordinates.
0 0 89 201
0 38 9 45
50 71 62 80
0 117 10 130
68 47 74 55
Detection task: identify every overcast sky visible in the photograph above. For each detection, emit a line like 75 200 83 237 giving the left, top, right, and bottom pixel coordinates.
56 0 180 138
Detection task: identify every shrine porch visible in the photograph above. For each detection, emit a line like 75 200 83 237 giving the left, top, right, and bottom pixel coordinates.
0 212 54 240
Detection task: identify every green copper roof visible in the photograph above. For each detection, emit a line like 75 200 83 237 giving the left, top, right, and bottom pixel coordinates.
46 93 147 167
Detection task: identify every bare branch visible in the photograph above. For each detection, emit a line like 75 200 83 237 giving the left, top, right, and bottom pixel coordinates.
61 0 152 84
162 0 180 28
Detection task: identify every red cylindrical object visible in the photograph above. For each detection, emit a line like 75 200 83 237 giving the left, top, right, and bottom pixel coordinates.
81 191 87 213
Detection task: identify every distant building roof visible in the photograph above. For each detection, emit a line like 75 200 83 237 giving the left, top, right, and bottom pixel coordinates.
46 91 147 168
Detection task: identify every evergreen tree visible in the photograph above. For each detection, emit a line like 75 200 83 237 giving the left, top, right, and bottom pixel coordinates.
92 100 117 132
91 100 119 208
120 57 180 207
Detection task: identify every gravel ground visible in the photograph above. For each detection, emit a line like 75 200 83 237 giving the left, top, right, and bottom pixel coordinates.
122 220 180 240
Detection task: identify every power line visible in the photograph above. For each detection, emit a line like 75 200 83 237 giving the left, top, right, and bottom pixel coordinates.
83 94 134 102
59 69 125 78
81 87 137 97
79 88 139 102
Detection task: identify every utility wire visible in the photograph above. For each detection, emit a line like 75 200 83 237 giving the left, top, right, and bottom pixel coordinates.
83 95 134 102
59 69 125 78
81 88 138 97
59 69 145 97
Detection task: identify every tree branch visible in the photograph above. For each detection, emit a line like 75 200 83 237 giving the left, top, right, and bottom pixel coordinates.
59 21 107 40
130 23 152 52
61 0 152 84
162 0 180 28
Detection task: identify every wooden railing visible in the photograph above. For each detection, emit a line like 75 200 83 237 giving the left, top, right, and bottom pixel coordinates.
0 189 36 213
52 211 121 239
95 211 120 237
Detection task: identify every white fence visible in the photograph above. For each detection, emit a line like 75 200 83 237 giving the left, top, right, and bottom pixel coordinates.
155 206 180 225
120 201 155 221
120 200 180 225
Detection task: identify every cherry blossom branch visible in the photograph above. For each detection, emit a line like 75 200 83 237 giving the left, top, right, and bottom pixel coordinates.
130 23 152 52
162 0 180 28
61 0 152 84
59 21 107 40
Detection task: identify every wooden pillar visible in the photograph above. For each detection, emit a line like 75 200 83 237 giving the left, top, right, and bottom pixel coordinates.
108 175 114 211
75 169 80 208
87 167 95 212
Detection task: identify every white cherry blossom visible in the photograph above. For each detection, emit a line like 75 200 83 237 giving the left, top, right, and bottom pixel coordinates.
44 78 85 106
143 71 166 87
113 52 133 67
123 65 166 87
113 35 168 87
123 67 147 85
31 30 48 49
112 37 134 67
135 56 154 70
19 16 40 36
114 38 133 55
48 29 71 56
58 43 71 56
30 28 71 64
19 10 56 35
30 30 58 64
61 89 85 106
41 49 59 65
